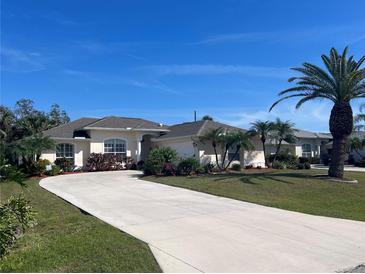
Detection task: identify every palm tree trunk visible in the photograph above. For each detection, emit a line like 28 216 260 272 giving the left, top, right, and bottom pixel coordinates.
261 137 267 167
213 144 221 170
225 146 240 170
328 102 353 178
273 139 282 162
221 145 229 169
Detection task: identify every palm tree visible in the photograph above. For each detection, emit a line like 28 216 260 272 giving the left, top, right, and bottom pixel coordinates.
224 131 254 169
270 47 365 178
354 103 365 131
249 120 273 167
347 137 365 158
270 118 297 162
199 127 224 169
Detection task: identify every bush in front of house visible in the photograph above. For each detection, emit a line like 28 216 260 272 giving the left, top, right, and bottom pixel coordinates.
272 161 286 169
54 158 74 172
203 163 215 173
34 159 51 176
354 156 365 167
46 165 61 176
231 163 241 171
177 157 200 175
143 147 178 175
321 153 330 166
297 162 311 169
0 196 35 258
85 153 126 172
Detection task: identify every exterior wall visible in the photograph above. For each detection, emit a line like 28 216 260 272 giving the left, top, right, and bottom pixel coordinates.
266 138 326 158
155 137 265 167
88 130 142 160
153 137 196 159
40 139 90 167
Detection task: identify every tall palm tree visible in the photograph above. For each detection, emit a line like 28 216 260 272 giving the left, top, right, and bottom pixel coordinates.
270 118 297 162
270 47 365 178
249 120 273 167
224 131 254 169
199 127 224 169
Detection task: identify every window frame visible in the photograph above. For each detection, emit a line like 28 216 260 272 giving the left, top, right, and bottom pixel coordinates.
301 143 312 158
56 143 74 159
103 138 127 156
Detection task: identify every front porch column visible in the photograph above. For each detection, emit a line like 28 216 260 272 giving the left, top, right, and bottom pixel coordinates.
136 134 143 162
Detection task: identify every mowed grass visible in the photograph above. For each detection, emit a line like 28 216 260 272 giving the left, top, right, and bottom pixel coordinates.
144 169 365 222
0 179 161 273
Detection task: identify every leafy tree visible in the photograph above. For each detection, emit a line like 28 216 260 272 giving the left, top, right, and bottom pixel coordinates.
249 120 273 167
199 127 224 169
201 115 213 121
270 47 365 178
224 131 254 169
270 118 297 162
9 134 55 172
0 106 16 142
14 99 36 120
48 104 70 128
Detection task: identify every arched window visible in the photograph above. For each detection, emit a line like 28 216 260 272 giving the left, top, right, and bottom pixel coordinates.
56 143 74 159
302 144 312 158
104 139 126 155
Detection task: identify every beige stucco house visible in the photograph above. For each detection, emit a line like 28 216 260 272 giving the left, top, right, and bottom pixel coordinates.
266 129 332 159
41 116 266 168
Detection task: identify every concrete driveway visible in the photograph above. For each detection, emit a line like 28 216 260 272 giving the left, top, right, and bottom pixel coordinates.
40 171 365 273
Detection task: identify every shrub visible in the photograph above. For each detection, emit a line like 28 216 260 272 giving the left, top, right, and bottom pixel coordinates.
54 158 74 172
85 153 126 171
177 157 200 175
245 165 253 169
268 152 298 165
195 165 205 174
203 163 215 173
46 165 61 176
34 159 51 176
304 162 311 169
348 155 355 165
136 160 145 170
355 159 365 167
309 157 320 164
144 147 178 175
0 196 35 258
162 162 175 176
298 157 309 164
272 161 286 169
321 153 330 166
231 163 241 171
0 157 25 185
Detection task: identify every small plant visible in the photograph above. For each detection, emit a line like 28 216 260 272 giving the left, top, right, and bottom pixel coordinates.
245 164 253 169
304 162 311 169
203 163 215 173
298 157 309 164
136 160 145 170
162 162 175 176
272 161 286 169
195 165 205 175
0 156 26 185
54 158 74 172
177 157 200 175
34 159 51 176
0 196 36 258
46 165 61 176
231 163 241 171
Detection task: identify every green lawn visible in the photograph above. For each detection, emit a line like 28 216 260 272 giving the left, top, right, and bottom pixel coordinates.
145 169 365 222
0 179 161 273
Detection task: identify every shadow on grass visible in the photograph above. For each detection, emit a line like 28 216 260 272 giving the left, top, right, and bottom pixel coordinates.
208 171 315 185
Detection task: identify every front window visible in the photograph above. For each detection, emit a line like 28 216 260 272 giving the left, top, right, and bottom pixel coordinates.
56 143 74 159
104 139 126 155
302 144 312 158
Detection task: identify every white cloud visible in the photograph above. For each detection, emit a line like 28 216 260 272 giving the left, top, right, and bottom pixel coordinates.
1 48 46 73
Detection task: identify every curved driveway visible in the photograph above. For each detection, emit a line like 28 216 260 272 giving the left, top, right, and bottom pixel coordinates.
40 171 365 272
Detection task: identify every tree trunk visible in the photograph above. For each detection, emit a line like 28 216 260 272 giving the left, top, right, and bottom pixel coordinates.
221 145 229 170
225 145 240 170
328 102 353 178
273 139 282 162
213 143 221 170
261 137 267 167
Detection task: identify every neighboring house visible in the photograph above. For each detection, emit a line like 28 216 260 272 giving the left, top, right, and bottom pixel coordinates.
152 120 265 167
41 116 266 168
326 131 365 161
266 129 332 158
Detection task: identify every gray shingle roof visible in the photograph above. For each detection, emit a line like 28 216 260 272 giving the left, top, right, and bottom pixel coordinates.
83 116 168 130
157 120 245 140
294 129 332 139
43 116 168 139
43 117 99 138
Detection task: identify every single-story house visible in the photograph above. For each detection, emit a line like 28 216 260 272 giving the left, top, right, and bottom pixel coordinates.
326 131 365 161
266 129 332 158
41 116 266 168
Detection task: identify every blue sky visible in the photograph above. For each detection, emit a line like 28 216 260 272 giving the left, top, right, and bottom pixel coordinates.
1 0 365 132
